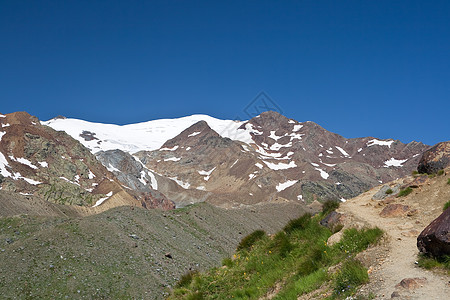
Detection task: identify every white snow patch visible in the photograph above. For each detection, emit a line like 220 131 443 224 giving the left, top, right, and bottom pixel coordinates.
38 161 48 168
336 182 341 185
230 159 239 168
107 164 120 173
276 180 297 192
288 120 296 124
335 146 350 157
59 176 80 186
74 175 80 182
263 160 297 170
9 156 38 169
185 147 191 151
160 145 179 151
357 148 363 152
255 162 263 169
93 191 113 207
196 186 206 191
292 124 303 132
270 141 292 151
198 167 216 181
269 131 281 140
188 131 201 137
249 173 257 179
314 167 329 179
2 123 10 128
367 139 394 148
310 162 320 167
413 153 420 158
0 131 5 141
322 163 336 167
326 150 333 154
384 158 408 167
0 114 5 118
168 177 190 189
340 198 346 202
297 195 303 201
88 170 95 179
148 171 158 190
164 157 181 162
139 170 147 185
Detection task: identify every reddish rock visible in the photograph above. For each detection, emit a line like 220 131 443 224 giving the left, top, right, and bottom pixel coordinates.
395 277 427 289
401 175 428 189
380 204 410 218
417 141 450 174
417 208 450 257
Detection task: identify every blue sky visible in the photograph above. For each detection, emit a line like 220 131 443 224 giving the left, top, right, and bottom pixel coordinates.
1 0 449 145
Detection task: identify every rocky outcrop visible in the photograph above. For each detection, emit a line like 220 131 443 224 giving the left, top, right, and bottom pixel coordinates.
372 185 400 200
380 204 410 218
0 112 145 210
417 207 450 257
320 211 344 231
417 141 450 174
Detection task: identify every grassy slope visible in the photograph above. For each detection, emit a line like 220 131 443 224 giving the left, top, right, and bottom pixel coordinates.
169 210 383 300
0 202 307 299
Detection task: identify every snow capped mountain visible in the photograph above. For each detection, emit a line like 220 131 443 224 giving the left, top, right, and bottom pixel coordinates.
43 114 250 153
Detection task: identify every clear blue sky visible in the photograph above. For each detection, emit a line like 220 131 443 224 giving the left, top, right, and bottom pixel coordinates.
1 0 449 145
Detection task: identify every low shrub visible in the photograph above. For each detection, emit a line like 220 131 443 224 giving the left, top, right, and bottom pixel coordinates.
385 189 393 195
176 270 199 288
397 187 413 197
444 201 450 212
237 230 266 251
322 199 340 215
271 231 294 257
334 259 369 296
417 254 450 273
283 213 311 234
437 169 445 176
447 178 450 185
412 170 419 175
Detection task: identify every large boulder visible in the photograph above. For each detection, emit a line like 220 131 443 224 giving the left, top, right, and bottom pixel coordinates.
417 207 450 257
417 141 450 174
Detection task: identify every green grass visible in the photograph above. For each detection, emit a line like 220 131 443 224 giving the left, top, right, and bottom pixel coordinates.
437 169 445 176
447 178 450 185
397 187 413 197
237 230 266 251
334 259 369 297
169 213 383 300
444 201 450 211
417 254 450 275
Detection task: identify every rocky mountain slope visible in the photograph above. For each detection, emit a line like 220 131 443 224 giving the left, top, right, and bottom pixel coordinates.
0 112 173 211
133 111 429 207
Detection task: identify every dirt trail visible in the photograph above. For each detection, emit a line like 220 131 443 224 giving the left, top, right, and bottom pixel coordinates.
338 173 450 299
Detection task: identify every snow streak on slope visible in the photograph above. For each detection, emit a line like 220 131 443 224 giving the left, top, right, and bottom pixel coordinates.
43 115 248 154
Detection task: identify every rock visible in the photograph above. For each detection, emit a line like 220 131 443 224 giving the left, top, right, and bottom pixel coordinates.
327 231 343 246
401 230 420 237
401 175 428 189
395 277 427 290
417 208 450 257
129 234 140 240
320 211 344 231
391 291 400 298
165 252 173 259
417 141 450 174
380 204 410 218
372 185 391 200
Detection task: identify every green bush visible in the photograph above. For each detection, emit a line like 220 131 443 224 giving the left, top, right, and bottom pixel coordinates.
437 169 445 176
397 187 413 197
334 259 369 296
385 189 393 195
444 201 450 212
412 170 419 175
283 213 311 234
322 199 340 215
176 270 199 288
237 230 266 251
271 232 294 257
222 257 233 268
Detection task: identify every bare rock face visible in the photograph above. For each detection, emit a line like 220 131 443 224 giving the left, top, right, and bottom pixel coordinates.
380 204 410 218
417 207 450 257
417 141 450 174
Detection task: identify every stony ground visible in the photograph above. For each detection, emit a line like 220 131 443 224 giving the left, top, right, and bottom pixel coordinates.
0 200 310 299
337 171 450 299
